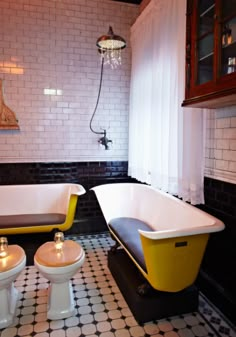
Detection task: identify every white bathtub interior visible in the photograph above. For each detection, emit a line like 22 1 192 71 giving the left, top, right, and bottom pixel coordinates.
91 183 225 239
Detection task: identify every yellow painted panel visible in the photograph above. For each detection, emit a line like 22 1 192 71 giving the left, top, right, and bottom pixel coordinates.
140 233 209 292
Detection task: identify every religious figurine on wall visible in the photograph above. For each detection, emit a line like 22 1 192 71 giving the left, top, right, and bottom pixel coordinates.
0 79 19 130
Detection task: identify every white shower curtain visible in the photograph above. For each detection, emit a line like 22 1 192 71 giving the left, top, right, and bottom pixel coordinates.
128 0 205 205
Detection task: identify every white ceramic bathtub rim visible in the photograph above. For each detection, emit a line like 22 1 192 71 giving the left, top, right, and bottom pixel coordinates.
91 183 225 240
0 183 85 215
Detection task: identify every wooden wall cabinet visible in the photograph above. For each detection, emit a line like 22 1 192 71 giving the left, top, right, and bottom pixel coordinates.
182 0 236 108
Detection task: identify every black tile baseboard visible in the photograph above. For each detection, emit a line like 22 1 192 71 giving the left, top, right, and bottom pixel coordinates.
197 177 236 325
204 177 236 217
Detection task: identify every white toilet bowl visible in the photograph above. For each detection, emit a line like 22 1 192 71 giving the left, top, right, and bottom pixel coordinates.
34 240 85 320
0 245 26 329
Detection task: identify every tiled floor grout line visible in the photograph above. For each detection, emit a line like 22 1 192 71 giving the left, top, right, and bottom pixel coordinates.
198 309 224 337
0 232 235 337
199 292 236 333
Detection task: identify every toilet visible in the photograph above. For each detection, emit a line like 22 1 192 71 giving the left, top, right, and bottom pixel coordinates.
0 245 26 329
34 240 85 320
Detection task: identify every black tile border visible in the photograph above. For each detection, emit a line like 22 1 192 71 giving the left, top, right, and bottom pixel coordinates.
197 177 236 326
204 177 236 217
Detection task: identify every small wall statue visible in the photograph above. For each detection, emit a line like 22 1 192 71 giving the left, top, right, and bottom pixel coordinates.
0 79 19 130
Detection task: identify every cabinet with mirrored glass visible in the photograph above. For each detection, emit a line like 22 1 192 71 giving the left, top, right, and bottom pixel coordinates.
182 0 236 108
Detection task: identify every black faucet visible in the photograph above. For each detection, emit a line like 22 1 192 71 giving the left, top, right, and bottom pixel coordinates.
99 129 112 150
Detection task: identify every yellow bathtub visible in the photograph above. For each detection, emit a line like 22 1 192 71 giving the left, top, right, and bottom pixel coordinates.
0 183 85 235
91 183 225 293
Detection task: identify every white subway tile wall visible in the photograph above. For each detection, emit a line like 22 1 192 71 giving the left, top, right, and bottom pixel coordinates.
1 0 236 186
0 0 138 162
205 107 236 184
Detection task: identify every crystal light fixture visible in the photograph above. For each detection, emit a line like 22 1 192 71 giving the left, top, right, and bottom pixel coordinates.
96 26 126 69
0 237 8 258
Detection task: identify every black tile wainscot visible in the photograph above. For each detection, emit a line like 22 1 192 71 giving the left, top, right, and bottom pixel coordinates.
0 161 136 264
197 177 236 325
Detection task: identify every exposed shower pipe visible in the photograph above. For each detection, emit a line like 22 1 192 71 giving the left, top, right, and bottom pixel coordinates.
89 54 112 150
89 26 126 150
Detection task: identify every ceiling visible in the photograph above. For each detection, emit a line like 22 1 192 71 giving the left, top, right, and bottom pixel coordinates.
112 0 142 4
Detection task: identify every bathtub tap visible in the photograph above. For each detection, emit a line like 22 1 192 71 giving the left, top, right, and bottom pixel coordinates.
91 183 225 293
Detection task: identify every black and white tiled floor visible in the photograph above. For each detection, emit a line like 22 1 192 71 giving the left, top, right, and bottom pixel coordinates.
0 232 235 337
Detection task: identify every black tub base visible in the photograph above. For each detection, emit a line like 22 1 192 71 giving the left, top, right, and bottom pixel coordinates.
108 249 199 323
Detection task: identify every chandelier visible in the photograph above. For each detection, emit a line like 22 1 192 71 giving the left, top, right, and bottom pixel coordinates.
96 26 126 68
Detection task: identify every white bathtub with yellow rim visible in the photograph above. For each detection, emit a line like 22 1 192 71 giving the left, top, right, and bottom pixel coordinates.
91 183 225 293
0 183 86 235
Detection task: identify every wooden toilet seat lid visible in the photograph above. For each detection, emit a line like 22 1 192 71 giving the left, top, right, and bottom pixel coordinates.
35 240 84 267
0 245 25 273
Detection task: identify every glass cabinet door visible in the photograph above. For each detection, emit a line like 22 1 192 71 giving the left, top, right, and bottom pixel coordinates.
196 0 215 85
220 1 236 76
183 0 236 108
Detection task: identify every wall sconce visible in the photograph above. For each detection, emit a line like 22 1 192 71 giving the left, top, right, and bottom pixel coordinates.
89 26 126 150
0 237 8 258
54 232 64 253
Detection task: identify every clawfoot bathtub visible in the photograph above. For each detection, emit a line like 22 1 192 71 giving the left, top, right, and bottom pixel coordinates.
0 183 85 235
91 183 225 293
